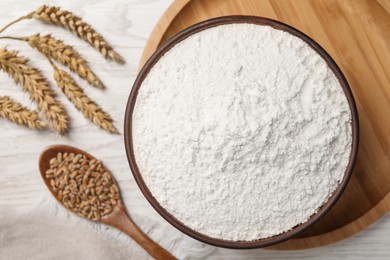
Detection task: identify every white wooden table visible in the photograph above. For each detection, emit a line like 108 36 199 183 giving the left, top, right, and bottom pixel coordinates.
0 0 389 259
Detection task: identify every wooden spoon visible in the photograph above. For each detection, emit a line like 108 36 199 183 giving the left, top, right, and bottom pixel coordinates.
39 144 176 260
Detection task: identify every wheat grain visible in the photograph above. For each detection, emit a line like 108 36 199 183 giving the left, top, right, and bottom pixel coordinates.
52 66 118 133
0 48 68 134
0 95 47 129
33 5 124 64
45 152 120 221
26 34 105 89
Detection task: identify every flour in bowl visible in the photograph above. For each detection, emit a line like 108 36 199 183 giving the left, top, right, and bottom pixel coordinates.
132 23 352 241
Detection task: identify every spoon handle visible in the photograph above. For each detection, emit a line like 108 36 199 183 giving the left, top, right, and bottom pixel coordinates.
109 204 176 260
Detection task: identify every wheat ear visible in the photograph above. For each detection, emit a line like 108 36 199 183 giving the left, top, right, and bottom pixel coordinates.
0 95 47 129
47 58 118 133
34 5 124 64
27 34 104 89
0 48 68 134
0 34 104 89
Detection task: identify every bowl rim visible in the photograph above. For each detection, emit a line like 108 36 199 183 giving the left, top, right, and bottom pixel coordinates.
124 15 359 249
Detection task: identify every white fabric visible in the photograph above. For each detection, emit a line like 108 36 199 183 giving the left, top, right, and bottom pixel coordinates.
0 191 213 260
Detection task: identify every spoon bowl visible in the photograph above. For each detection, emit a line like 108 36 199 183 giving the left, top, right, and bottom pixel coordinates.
39 144 176 260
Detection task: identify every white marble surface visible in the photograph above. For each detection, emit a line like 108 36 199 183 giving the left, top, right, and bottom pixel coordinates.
0 0 389 259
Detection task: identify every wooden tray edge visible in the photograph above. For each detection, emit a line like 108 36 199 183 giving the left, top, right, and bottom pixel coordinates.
268 192 390 250
138 0 191 71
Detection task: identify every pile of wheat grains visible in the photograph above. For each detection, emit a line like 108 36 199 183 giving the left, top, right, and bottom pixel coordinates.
45 152 119 221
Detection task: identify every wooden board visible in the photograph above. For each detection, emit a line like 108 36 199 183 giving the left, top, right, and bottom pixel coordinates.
138 0 390 250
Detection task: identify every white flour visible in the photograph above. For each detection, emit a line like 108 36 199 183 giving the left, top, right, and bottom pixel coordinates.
133 24 352 241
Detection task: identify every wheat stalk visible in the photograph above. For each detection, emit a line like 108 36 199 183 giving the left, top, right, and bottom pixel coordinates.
0 95 47 129
0 11 35 34
0 34 104 89
0 48 68 134
0 6 124 63
33 5 124 64
48 58 118 133
27 34 104 89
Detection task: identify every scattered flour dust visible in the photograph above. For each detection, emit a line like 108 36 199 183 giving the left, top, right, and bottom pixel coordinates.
133 23 352 241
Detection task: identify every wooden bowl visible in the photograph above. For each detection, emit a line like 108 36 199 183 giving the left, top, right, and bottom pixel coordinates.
124 16 359 249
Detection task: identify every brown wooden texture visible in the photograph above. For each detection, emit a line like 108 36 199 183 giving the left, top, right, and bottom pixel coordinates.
138 0 390 250
103 201 176 259
39 145 176 259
